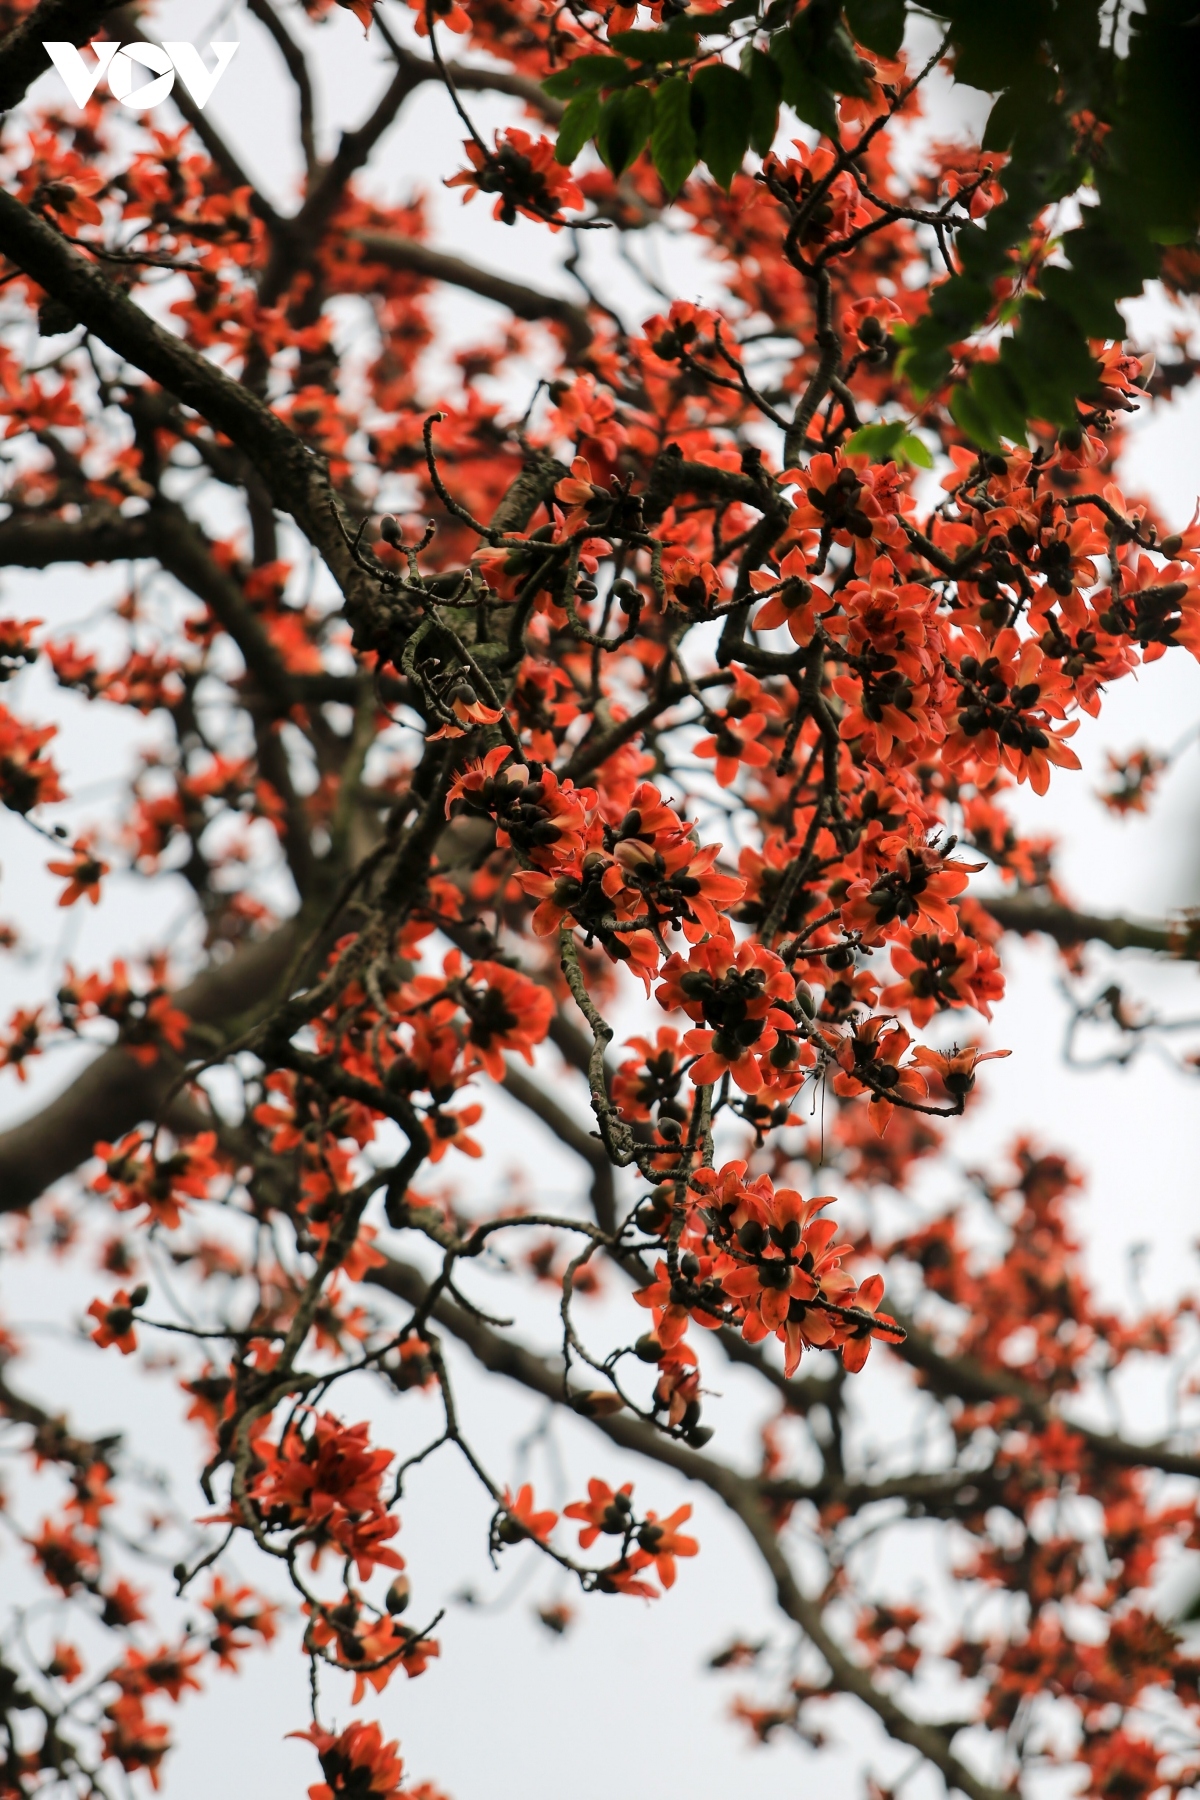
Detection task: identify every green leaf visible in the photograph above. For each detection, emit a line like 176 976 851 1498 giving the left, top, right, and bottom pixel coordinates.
1037 217 1158 339
652 75 698 195
1037 265 1124 340
690 63 753 189
999 296 1096 427
981 68 1056 152
897 432 933 469
926 272 994 337
896 337 952 400
744 46 781 155
609 21 697 61
543 54 630 99
970 360 1030 443
692 0 760 33
847 419 907 459
770 25 837 136
949 382 1003 451
811 17 873 95
845 419 931 467
596 84 654 175
843 0 904 58
554 90 602 164
1112 4 1200 239
939 0 1053 92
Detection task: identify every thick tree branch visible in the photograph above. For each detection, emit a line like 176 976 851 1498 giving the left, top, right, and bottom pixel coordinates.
500 1062 606 1169
144 501 304 713
891 1313 1200 1480
0 507 152 568
0 922 300 1213
983 895 1191 959
254 39 563 305
761 1465 1008 1516
437 52 564 122
351 232 594 353
0 503 360 703
0 190 358 593
0 0 122 114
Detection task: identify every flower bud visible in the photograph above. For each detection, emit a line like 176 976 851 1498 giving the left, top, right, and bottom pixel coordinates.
571 1390 626 1418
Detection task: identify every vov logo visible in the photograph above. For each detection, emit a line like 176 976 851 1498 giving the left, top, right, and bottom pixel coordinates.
43 40 239 111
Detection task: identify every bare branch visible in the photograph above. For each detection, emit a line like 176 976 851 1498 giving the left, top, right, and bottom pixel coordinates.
246 0 318 178
984 894 1191 959
351 231 593 353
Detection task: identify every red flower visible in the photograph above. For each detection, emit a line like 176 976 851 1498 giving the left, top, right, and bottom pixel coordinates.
498 1483 558 1543
87 1288 141 1355
837 1273 903 1373
47 1642 82 1683
47 838 108 907
908 1042 1011 1097
42 173 105 227
112 1641 204 1702
0 1005 42 1081
102 1694 170 1788
457 958 554 1080
694 674 780 787
636 1504 698 1587
594 1551 660 1598
248 1411 403 1580
0 702 63 812
841 839 982 945
750 547 818 644
92 1131 221 1231
554 455 601 533
565 1477 635 1548
335 0 380 32
446 131 584 229
290 1720 407 1800
424 1101 484 1162
831 1016 928 1134
203 1577 278 1671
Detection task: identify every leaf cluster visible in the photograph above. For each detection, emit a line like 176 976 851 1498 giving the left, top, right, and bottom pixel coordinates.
545 0 1200 445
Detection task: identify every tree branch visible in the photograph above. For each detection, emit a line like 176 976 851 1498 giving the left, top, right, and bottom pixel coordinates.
0 507 152 568
366 1253 1009 1800
144 500 304 713
439 53 563 123
246 0 318 178
119 20 284 231
0 502 361 704
983 895 1192 959
0 1361 121 1468
0 922 300 1213
351 232 593 353
0 190 357 594
891 1312 1200 1480
0 0 122 114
